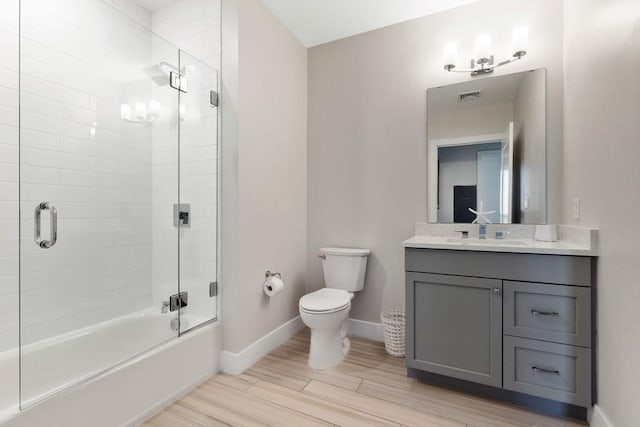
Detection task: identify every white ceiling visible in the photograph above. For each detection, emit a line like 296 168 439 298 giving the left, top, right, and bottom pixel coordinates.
262 0 478 48
135 0 178 12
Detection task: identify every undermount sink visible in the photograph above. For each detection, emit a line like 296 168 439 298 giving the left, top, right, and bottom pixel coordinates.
444 238 529 247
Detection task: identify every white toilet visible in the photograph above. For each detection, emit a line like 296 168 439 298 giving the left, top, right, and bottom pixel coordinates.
299 247 370 369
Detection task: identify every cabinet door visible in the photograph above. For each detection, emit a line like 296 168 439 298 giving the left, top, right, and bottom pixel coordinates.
407 272 502 387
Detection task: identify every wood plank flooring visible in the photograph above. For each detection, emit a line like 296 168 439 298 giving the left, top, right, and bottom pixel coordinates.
142 330 587 427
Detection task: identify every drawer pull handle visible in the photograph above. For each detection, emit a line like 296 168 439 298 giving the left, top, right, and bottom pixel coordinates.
532 365 560 375
530 309 559 317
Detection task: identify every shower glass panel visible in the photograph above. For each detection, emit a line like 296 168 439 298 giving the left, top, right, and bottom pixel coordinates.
19 0 180 407
177 51 219 333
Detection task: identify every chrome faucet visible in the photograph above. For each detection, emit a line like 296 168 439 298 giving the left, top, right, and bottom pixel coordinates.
479 224 487 240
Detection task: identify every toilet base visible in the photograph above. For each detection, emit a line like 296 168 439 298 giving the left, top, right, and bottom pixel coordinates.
308 325 350 370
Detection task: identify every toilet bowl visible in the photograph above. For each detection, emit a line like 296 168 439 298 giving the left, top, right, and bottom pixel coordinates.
299 247 370 369
299 289 353 369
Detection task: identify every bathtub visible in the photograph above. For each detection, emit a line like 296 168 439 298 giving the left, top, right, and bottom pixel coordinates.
0 310 220 427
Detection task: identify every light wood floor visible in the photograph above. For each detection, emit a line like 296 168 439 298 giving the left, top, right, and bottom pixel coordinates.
142 330 587 427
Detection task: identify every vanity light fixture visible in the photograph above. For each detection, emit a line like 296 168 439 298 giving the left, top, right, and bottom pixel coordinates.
443 27 528 77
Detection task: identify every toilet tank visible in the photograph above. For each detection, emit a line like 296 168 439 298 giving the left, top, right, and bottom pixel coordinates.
319 247 370 292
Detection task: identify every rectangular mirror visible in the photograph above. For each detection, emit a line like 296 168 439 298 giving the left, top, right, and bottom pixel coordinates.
427 69 546 224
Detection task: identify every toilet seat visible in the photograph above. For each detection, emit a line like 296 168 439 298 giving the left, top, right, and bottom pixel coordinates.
299 289 351 314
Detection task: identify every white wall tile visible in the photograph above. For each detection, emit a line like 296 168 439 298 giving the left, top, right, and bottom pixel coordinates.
0 0 220 387
0 0 17 372
149 0 220 324
0 1 160 354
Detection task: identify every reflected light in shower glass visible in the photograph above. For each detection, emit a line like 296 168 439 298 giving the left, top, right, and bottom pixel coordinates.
135 102 147 120
120 103 132 121
149 100 160 117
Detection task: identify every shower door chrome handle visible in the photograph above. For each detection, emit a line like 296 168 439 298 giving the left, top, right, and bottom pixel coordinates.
34 202 57 249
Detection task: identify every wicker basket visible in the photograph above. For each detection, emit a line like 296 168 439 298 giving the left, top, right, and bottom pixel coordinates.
380 310 406 357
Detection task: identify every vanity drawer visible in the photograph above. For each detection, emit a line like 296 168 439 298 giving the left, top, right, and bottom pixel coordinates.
504 281 591 347
504 336 591 406
405 249 592 286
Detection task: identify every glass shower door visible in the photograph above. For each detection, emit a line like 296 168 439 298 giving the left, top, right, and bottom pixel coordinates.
19 0 180 407
177 51 219 333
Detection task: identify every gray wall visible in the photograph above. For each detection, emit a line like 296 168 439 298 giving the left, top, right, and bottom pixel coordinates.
307 0 564 322
221 0 307 353
562 1 640 425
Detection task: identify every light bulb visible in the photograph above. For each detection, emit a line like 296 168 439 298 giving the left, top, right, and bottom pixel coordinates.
475 34 491 64
120 104 131 121
443 42 458 71
512 27 528 58
149 100 160 117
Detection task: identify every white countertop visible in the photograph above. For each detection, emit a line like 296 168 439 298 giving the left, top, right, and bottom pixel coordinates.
403 224 598 256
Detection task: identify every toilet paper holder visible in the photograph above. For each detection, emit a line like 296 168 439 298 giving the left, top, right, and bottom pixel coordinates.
265 270 282 279
264 270 284 297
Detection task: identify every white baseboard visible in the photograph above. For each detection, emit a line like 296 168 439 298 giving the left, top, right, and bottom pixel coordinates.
221 316 304 375
589 404 614 427
347 318 384 342
220 317 383 376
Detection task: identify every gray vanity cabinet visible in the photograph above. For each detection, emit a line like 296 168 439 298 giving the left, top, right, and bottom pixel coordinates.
405 248 595 415
407 272 503 387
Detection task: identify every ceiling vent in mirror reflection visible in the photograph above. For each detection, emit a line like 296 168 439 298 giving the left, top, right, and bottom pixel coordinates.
458 90 481 102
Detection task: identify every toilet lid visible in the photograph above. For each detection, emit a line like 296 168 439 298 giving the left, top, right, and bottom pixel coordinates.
299 289 351 312
319 247 371 257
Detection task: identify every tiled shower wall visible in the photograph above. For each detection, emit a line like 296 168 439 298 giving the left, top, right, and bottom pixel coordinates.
0 0 220 352
0 0 161 352
150 0 220 323
152 0 221 70
0 0 19 356
148 36 179 315
19 0 158 345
